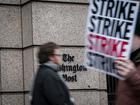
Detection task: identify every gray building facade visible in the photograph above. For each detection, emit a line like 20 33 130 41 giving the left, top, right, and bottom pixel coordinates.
0 0 108 105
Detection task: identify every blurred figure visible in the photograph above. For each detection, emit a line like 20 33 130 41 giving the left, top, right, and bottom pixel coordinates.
115 11 140 105
31 42 74 105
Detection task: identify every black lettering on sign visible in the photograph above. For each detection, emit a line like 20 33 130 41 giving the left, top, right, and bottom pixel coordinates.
62 74 77 82
62 54 74 63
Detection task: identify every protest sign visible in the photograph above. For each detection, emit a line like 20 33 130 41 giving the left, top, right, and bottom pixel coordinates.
85 0 140 79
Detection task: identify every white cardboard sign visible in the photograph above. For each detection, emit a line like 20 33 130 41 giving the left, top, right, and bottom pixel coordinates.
85 0 139 79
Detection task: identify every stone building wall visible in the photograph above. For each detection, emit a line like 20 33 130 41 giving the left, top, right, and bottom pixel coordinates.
0 0 107 105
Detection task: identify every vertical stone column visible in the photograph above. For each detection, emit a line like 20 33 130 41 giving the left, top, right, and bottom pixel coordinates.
0 1 24 105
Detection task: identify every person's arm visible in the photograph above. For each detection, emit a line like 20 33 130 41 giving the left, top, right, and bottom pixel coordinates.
43 73 66 105
115 58 140 95
126 65 140 93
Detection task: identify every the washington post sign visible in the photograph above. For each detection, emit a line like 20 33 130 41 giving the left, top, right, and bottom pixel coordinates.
85 0 139 79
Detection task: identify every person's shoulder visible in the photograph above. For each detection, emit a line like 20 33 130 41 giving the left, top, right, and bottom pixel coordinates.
39 64 57 78
39 65 51 73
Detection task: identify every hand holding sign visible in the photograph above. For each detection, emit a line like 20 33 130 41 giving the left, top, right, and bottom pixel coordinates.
115 58 136 79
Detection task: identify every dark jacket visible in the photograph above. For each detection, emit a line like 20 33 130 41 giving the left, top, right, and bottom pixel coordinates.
116 48 140 105
32 62 74 105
